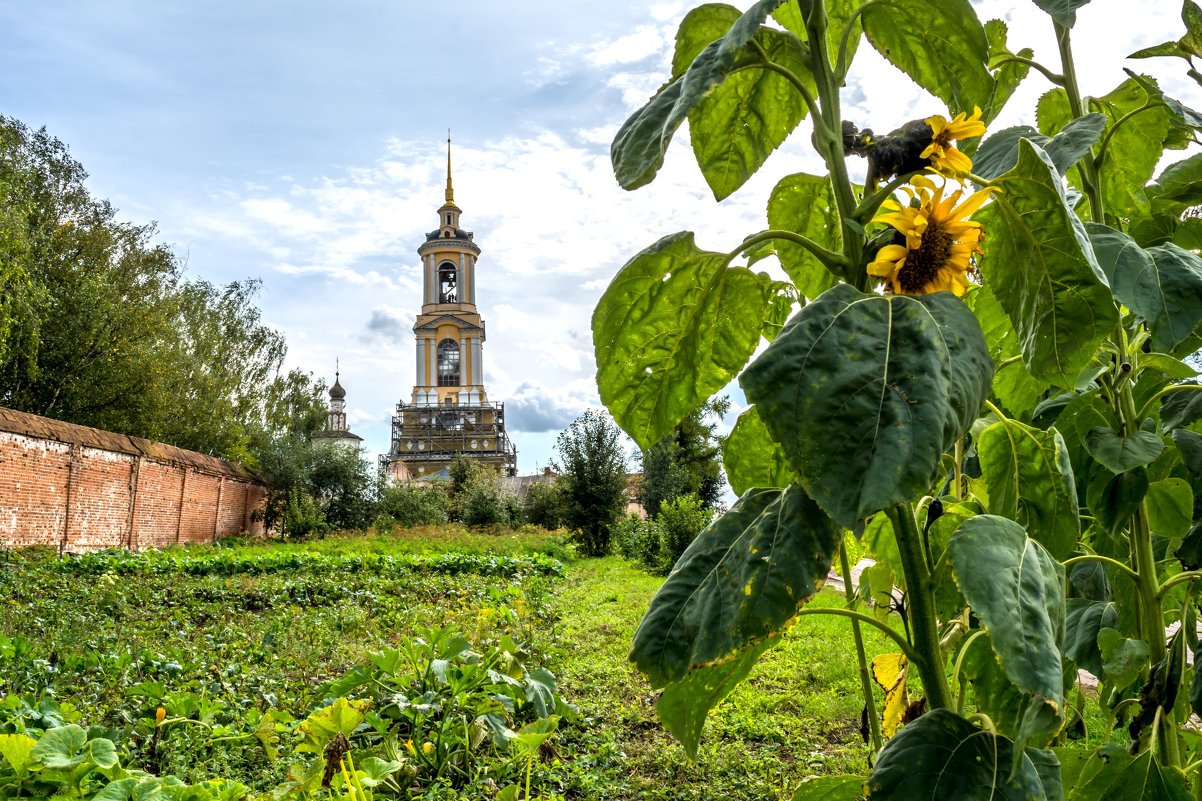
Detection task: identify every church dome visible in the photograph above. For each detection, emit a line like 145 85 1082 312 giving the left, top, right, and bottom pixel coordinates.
329 376 346 400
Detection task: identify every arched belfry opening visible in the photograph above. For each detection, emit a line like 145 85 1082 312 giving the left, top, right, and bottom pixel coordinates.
438 263 458 303
380 134 517 481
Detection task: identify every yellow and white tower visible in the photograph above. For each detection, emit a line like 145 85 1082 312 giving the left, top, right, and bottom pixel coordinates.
382 138 517 481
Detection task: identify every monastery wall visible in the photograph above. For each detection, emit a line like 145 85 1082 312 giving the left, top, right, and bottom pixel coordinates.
0 406 265 552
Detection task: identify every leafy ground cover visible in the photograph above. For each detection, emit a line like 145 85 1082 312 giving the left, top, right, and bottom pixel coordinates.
0 529 1112 799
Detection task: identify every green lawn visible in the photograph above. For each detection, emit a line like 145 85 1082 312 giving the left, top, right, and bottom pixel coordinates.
0 528 994 799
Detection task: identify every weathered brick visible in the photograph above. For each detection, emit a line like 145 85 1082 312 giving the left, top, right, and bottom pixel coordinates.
0 407 265 552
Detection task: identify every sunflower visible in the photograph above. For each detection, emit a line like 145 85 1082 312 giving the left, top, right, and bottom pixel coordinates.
921 107 986 176
868 175 996 297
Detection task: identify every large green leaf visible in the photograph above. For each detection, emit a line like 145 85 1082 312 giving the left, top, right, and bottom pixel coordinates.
30 725 88 770
1084 427 1165 474
594 232 771 450
1172 428 1202 476
766 173 841 299
1031 0 1094 28
966 284 1050 415
1061 744 1191 800
672 4 741 78
791 776 868 801
630 484 840 752
741 284 993 528
1088 223 1202 352
611 0 807 197
690 25 811 200
1161 387 1202 430
973 114 1106 181
976 419 1079 559
1092 77 1171 221
977 140 1118 388
0 733 35 775
1065 597 1118 676
1145 477 1193 539
984 19 1033 123
861 0 992 116
864 709 1048 799
949 515 1066 741
1087 467 1150 537
657 636 777 759
723 406 794 495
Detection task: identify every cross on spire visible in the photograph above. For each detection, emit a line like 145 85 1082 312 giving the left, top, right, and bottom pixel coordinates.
445 131 454 204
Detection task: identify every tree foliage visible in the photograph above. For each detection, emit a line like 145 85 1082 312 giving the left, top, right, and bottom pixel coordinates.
639 397 729 518
553 410 630 557
0 116 324 464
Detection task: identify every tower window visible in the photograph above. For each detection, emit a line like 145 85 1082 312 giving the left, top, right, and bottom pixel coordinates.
438 263 458 303
446 213 452 225
437 338 460 386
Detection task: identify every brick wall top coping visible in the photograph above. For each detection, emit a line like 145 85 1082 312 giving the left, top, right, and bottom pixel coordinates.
0 406 261 483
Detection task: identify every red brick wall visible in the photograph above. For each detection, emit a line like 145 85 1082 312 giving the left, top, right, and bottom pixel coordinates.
0 409 264 552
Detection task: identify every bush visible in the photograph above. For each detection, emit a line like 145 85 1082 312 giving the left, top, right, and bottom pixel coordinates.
378 481 450 528
657 493 712 569
449 463 519 528
523 480 564 529
613 513 662 569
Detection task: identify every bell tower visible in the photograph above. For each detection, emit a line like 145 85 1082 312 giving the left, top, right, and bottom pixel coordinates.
410 137 487 407
381 137 517 481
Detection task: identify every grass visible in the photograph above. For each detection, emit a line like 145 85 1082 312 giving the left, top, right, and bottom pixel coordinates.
545 557 899 800
0 526 1119 799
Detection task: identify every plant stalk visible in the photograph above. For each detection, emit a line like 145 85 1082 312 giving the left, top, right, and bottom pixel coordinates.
885 504 951 709
804 0 866 289
1053 22 1106 222
838 537 883 752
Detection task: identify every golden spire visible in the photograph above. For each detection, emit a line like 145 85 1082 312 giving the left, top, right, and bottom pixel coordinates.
445 131 454 204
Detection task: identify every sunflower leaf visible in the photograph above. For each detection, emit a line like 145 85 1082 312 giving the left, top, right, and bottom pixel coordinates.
977 139 1118 388
723 406 794 496
976 418 1080 559
741 284 992 528
672 4 741 78
791 776 870 801
949 515 1066 748
1084 427 1165 474
767 173 842 298
630 484 841 757
1087 223 1202 352
862 0 993 116
966 284 1050 415
1091 76 1172 221
611 0 798 193
1060 745 1191 801
863 709 1049 799
1031 0 1094 29
984 19 1033 123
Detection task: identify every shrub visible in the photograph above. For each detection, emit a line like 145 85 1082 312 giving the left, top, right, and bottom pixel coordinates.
378 481 450 528
657 493 712 570
523 480 564 529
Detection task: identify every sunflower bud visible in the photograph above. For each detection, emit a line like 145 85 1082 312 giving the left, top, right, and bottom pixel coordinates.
155 707 166 726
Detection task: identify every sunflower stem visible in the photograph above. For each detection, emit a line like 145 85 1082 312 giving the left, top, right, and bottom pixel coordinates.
838 536 883 754
989 55 1064 86
725 229 849 276
1053 22 1106 223
803 0 867 290
1094 103 1161 173
833 0 880 82
885 503 952 710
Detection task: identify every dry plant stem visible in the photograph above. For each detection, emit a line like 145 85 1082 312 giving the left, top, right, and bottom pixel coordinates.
885 504 951 710
839 536 883 753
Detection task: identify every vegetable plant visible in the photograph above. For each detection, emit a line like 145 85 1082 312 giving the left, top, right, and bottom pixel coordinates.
594 0 1202 797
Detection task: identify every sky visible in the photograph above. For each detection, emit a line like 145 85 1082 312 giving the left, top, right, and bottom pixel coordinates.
0 1 1196 475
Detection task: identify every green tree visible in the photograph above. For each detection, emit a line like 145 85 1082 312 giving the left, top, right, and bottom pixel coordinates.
0 116 325 465
639 396 729 518
553 410 629 557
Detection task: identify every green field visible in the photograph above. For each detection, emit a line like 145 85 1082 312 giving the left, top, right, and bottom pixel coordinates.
0 527 907 800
